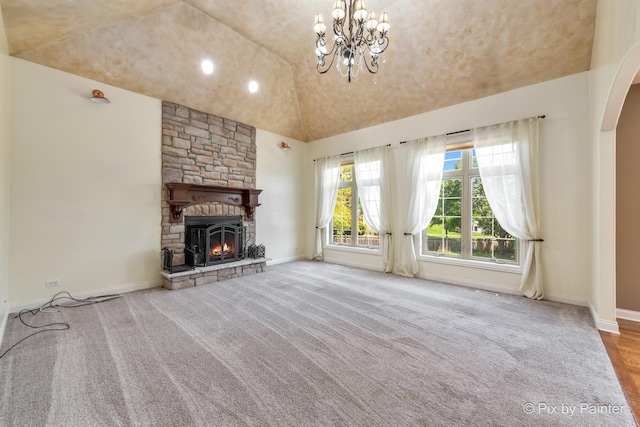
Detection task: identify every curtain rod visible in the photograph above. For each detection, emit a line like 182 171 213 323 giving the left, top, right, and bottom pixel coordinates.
313 143 391 162
399 115 546 145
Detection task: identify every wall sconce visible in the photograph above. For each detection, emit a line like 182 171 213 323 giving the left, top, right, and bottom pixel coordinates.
90 89 110 104
280 141 291 150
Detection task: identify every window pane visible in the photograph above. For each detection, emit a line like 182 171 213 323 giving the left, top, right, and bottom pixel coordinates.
444 150 463 171
441 237 461 255
470 177 517 261
471 236 494 258
424 231 461 256
471 149 478 169
424 218 443 253
426 217 445 238
357 197 379 248
494 239 517 261
423 176 462 256
339 164 353 182
332 187 352 245
471 177 493 217
442 178 462 198
443 199 460 216
441 178 462 252
471 176 484 199
492 218 516 261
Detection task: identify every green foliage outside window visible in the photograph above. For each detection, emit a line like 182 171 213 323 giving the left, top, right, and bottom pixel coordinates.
425 155 516 261
332 164 379 247
471 177 515 260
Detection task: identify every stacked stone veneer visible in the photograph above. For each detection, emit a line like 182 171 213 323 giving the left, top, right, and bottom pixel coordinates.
161 101 265 289
163 262 268 290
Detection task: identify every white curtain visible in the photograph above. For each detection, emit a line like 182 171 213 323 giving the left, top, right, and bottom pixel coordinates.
472 118 543 299
313 155 342 260
354 146 394 272
394 135 446 277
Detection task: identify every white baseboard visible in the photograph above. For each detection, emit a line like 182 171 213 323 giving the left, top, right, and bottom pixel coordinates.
0 299 8 351
416 271 591 307
321 262 593 310
543 293 591 308
267 255 307 266
323 257 382 272
416 271 522 296
9 280 161 313
590 304 620 334
616 308 640 323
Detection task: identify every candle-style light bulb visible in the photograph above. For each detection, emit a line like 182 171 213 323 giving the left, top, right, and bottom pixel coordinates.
354 0 368 21
366 11 378 31
332 0 346 20
314 13 327 34
377 11 390 33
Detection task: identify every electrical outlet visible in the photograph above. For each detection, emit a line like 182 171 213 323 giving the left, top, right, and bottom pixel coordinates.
45 279 60 287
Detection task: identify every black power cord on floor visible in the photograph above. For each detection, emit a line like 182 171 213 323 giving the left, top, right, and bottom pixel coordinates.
0 291 121 360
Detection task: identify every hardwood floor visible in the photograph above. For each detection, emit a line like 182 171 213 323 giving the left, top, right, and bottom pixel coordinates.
601 319 640 425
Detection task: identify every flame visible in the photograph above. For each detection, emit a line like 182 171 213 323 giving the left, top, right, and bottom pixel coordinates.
210 243 233 256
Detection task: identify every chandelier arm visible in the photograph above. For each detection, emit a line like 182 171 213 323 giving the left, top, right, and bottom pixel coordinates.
363 33 390 57
316 34 339 57
353 16 366 46
333 14 345 38
363 57 379 74
363 31 376 45
316 48 339 75
377 34 390 51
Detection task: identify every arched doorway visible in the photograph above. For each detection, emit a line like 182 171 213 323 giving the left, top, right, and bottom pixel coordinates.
597 42 640 332
615 80 640 321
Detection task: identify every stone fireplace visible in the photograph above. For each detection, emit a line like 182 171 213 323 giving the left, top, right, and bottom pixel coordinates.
160 101 266 290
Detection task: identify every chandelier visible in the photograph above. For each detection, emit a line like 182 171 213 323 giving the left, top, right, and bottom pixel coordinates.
314 0 390 82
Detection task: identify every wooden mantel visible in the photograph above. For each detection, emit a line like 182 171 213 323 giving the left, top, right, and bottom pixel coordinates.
166 183 262 223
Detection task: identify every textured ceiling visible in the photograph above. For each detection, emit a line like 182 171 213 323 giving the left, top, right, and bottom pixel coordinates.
1 0 598 142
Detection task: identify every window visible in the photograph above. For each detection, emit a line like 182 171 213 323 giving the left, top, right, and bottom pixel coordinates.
421 148 518 264
331 162 380 249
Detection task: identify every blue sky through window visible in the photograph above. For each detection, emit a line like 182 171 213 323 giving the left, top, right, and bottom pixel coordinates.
444 150 462 171
443 149 477 170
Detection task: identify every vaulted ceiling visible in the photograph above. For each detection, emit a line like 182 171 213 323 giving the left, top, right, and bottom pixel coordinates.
1 0 598 142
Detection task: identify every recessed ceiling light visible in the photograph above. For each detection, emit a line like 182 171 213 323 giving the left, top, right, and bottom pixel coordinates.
201 59 214 75
248 80 259 93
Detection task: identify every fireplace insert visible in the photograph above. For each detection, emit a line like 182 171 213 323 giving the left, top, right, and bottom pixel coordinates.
184 216 245 267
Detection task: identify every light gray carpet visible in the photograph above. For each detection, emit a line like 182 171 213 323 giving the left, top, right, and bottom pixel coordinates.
0 261 634 426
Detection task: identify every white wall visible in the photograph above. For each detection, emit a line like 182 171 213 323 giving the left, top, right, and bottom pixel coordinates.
0 7 11 337
256 130 307 264
9 58 162 306
307 72 592 304
589 0 640 331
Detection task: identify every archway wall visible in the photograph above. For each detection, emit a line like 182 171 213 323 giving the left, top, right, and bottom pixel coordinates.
590 0 640 332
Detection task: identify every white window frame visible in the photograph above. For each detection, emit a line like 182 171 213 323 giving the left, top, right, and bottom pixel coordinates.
327 157 381 252
417 141 524 272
